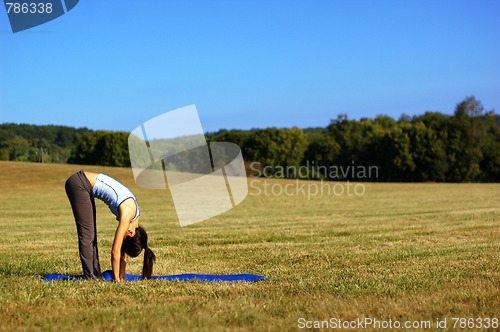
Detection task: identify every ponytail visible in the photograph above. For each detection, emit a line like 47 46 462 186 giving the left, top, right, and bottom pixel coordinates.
142 247 156 279
122 226 156 279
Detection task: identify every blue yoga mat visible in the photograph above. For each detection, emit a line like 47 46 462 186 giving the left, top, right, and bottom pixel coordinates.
44 270 267 282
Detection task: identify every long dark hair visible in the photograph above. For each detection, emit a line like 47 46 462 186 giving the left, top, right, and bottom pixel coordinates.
121 226 156 279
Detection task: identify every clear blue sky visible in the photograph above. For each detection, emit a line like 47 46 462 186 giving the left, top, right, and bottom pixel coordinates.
1 0 499 133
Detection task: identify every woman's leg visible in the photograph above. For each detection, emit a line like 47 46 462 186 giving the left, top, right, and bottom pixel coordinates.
65 171 102 279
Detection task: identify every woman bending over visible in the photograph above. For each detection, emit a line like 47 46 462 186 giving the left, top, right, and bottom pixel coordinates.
65 170 156 281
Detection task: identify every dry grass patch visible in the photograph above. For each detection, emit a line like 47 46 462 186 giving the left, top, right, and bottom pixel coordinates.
0 161 498 331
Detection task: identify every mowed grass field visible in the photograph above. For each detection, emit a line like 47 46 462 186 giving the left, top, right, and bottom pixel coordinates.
0 161 498 331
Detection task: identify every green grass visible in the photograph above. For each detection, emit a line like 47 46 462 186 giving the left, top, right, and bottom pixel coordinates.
0 161 498 331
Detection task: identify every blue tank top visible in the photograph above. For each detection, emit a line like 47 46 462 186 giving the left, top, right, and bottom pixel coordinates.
92 174 140 221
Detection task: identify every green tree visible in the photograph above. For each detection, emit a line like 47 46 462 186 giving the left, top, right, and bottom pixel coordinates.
303 135 340 168
69 131 130 167
207 129 252 149
326 115 385 179
479 111 500 181
450 96 486 181
0 123 92 163
1 135 30 160
406 122 447 181
376 125 415 181
374 115 397 130
243 127 308 174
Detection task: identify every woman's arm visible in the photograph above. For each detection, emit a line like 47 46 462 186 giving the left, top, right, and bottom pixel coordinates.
112 199 138 281
111 220 129 281
119 253 127 280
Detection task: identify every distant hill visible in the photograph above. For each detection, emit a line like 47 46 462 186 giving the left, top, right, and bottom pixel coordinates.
0 123 92 163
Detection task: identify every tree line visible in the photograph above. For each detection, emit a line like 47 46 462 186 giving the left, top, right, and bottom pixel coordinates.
1 96 498 182
209 96 499 182
0 123 92 163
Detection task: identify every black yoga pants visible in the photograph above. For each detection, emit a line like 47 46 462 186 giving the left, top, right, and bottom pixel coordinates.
65 170 103 279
